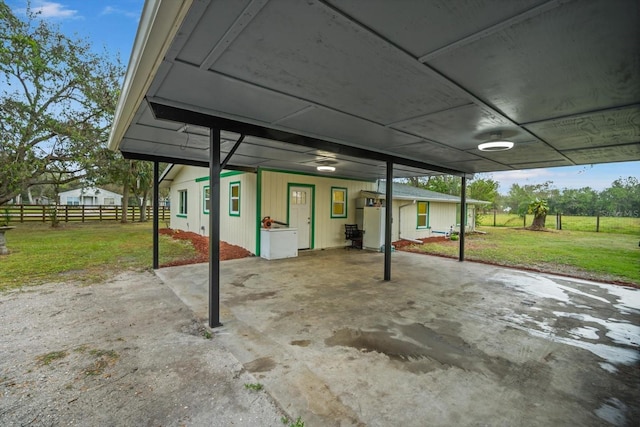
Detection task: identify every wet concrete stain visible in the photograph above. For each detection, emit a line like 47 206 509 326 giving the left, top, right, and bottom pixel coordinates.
325 321 525 379
291 339 311 347
244 356 276 373
225 291 277 305
229 273 258 288
325 322 473 367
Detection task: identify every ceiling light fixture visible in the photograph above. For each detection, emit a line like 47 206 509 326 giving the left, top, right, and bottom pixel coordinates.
478 132 514 152
317 165 336 172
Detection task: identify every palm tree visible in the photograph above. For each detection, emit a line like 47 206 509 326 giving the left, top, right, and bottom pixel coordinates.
528 198 549 230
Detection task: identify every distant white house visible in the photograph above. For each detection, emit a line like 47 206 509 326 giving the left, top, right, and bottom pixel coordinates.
160 165 488 255
58 187 123 206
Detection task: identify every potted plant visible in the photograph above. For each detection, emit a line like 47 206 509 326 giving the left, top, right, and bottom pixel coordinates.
0 207 15 255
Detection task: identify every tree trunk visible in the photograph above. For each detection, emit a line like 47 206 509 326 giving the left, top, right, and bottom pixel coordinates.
139 191 148 222
121 175 130 224
530 214 546 230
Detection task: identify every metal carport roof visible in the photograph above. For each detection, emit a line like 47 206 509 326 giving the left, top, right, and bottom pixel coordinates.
108 0 640 179
108 0 640 327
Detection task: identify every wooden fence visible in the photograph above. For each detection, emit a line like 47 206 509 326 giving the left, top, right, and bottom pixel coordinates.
479 212 639 235
3 205 170 223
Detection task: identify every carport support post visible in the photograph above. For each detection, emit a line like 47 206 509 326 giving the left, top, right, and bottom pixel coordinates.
152 161 159 270
209 128 222 328
384 161 393 281
459 175 467 262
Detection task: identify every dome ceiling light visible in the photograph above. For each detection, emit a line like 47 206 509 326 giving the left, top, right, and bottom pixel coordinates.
316 159 337 172
478 132 514 152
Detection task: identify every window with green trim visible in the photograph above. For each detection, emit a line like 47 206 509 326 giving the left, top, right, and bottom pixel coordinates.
331 187 347 218
417 201 428 228
203 186 210 214
229 181 240 216
178 190 188 215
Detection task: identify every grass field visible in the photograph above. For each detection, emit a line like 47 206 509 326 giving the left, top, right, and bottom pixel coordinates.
2 221 638 291
479 213 640 235
407 227 640 286
0 222 197 290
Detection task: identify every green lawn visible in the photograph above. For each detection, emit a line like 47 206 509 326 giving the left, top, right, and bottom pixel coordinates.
406 227 640 286
479 213 639 235
0 222 197 290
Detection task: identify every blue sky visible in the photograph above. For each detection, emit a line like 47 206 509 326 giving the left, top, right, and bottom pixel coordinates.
9 1 639 194
11 0 143 60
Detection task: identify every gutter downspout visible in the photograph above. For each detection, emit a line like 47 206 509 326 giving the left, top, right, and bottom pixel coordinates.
399 201 421 243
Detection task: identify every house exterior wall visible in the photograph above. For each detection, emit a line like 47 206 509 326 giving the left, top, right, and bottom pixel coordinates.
392 200 432 241
58 188 123 206
390 200 478 241
168 166 202 233
202 171 257 251
259 169 376 251
166 165 480 255
168 167 257 251
428 202 459 235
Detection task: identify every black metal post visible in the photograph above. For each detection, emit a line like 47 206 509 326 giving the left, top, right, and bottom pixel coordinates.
459 176 466 262
384 161 393 281
152 161 159 269
209 128 222 327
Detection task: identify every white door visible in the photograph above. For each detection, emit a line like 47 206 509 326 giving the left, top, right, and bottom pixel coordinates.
289 186 312 249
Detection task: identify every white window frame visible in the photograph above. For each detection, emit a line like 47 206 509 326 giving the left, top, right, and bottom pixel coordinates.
417 201 429 229
178 190 188 216
229 182 240 216
203 186 210 214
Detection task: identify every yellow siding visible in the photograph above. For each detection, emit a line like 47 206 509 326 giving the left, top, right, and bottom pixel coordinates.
392 200 432 241
168 166 205 234
429 203 458 235
260 170 376 249
169 166 257 253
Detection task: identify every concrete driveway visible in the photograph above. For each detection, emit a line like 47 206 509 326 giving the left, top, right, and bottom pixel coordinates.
156 249 640 427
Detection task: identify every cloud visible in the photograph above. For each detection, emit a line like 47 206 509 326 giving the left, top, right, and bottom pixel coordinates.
16 1 79 19
101 5 139 19
491 168 553 182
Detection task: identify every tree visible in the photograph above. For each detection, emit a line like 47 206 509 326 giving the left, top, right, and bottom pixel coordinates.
528 198 549 230
504 181 555 216
597 177 640 217
468 176 499 211
91 148 160 223
0 1 123 205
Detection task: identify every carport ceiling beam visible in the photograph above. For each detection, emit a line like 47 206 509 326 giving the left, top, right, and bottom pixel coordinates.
220 134 245 169
121 149 256 173
148 101 466 177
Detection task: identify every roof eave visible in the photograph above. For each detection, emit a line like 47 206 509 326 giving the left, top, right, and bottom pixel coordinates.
108 0 193 152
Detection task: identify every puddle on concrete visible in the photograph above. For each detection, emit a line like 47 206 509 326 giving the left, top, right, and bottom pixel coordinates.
323 321 559 396
494 270 640 368
245 356 276 373
504 312 639 366
291 340 311 347
553 312 640 347
595 397 627 425
494 271 613 305
325 322 496 374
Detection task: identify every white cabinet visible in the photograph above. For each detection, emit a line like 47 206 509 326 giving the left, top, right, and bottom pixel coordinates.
362 207 385 250
260 228 298 260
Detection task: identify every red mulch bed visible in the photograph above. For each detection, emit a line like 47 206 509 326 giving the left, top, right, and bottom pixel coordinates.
159 228 252 267
392 236 449 249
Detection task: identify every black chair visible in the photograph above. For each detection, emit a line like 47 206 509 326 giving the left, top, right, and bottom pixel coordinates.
344 224 363 249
